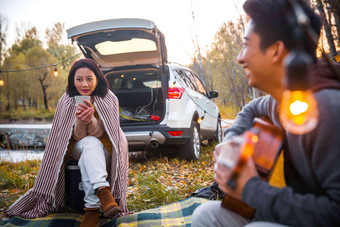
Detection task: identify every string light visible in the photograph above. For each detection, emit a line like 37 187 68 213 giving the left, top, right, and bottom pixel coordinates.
0 78 4 86
197 111 206 124
280 50 318 135
197 116 204 124
53 67 59 77
0 53 81 79
279 0 319 134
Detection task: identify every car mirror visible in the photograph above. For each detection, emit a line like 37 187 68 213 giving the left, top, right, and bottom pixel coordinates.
209 90 219 99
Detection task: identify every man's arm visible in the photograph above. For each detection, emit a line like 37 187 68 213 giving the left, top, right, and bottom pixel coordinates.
242 89 340 227
223 95 272 141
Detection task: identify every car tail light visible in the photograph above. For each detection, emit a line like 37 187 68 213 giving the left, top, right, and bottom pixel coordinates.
150 115 161 121
168 131 183 136
168 87 185 99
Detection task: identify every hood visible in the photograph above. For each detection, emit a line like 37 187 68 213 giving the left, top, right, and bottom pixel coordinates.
311 59 340 92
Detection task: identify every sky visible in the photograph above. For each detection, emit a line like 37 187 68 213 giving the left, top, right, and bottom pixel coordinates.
0 0 245 65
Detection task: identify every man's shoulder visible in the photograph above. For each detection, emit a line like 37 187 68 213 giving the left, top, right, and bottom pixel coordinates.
315 89 340 106
315 89 340 118
248 95 276 111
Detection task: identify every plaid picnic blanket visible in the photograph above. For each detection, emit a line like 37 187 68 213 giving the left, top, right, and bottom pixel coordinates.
0 197 208 227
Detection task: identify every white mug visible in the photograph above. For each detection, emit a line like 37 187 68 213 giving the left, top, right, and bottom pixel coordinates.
71 95 91 107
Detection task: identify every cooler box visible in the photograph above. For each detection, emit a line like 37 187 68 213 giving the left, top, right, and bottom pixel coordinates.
65 160 85 212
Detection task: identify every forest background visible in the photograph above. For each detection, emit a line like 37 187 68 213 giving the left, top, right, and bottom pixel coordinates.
0 0 339 121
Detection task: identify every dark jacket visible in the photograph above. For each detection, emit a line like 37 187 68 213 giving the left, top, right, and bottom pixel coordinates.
224 60 340 226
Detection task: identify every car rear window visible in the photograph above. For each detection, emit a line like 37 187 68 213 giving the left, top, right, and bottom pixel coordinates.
95 38 157 55
106 71 161 91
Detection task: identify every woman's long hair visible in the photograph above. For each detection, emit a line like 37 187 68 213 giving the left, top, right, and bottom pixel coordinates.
66 58 109 97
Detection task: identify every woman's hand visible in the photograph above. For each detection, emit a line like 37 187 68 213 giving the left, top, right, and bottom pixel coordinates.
214 139 258 200
75 99 94 124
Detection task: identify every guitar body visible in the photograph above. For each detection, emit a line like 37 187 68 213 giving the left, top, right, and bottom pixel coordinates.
221 117 283 219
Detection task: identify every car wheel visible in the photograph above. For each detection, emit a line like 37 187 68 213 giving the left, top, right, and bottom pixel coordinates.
213 119 223 143
180 121 201 161
209 119 223 145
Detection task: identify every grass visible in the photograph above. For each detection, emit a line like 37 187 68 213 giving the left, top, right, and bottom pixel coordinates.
0 109 55 122
0 159 41 211
0 143 216 214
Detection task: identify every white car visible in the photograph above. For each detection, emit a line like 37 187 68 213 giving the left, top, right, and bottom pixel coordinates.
67 18 222 160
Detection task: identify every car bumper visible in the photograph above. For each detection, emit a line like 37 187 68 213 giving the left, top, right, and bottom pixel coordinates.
121 125 191 150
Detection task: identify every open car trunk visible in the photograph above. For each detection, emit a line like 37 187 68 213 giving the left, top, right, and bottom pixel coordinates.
105 67 168 125
67 19 169 125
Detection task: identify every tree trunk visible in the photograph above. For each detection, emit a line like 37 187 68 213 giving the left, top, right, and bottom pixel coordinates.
5 72 10 110
22 85 26 110
13 89 18 110
38 72 49 110
316 0 337 57
328 0 340 43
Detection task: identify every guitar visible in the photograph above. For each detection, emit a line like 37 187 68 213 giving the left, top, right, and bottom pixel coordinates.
220 117 283 219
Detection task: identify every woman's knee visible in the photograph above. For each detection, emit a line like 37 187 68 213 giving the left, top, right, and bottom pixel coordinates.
81 136 102 146
80 136 104 152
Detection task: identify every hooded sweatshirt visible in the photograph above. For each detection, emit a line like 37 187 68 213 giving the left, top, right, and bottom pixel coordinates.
224 60 340 226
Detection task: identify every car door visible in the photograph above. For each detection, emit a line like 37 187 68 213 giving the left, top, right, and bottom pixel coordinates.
187 71 217 131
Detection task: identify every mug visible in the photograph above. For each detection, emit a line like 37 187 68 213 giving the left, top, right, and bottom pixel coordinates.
216 137 243 170
71 96 91 107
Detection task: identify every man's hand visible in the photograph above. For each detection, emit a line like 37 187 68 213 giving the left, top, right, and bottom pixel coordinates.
75 99 94 124
214 139 258 200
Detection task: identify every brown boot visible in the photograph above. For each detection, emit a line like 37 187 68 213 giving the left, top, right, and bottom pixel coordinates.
97 186 121 217
79 207 100 227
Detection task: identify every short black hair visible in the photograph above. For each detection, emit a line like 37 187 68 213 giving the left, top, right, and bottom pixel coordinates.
243 0 322 60
66 58 109 97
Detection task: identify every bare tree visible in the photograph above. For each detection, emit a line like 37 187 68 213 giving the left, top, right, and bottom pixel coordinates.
315 0 337 57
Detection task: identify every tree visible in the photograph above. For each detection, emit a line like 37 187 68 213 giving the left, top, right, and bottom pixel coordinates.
315 0 337 57
324 0 340 43
205 21 250 111
0 14 7 66
1 22 77 112
46 23 77 107
12 26 42 54
0 14 7 111
25 46 57 110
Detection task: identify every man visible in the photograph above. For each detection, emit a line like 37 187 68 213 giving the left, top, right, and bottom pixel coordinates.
192 0 340 226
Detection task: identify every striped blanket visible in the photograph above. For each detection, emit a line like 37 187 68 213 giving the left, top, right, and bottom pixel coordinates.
4 91 129 218
0 197 207 227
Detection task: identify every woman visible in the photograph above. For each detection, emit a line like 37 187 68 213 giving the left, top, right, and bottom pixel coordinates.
4 58 129 226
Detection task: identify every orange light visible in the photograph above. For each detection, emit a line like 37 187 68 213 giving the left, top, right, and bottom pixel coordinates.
0 78 4 86
251 135 258 143
53 68 58 77
240 131 256 159
197 115 204 124
280 90 318 134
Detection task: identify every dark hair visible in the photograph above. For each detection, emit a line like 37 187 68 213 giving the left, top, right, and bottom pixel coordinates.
66 58 109 97
243 0 322 61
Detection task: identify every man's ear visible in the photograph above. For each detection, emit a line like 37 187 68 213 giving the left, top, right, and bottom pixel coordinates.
270 41 288 63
